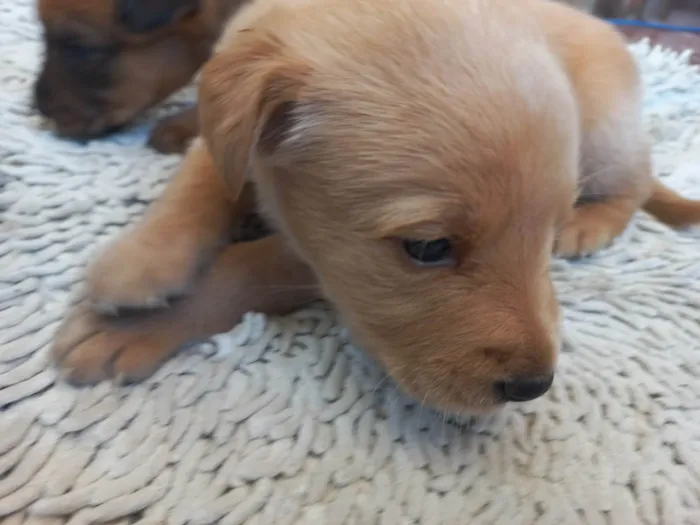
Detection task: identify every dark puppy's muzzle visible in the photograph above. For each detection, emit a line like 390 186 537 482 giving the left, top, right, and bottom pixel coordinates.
33 72 52 116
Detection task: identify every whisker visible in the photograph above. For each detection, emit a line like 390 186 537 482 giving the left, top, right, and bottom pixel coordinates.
249 284 322 291
370 371 393 399
417 390 430 434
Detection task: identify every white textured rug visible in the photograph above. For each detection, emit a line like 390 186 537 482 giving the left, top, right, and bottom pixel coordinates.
3 1 700 524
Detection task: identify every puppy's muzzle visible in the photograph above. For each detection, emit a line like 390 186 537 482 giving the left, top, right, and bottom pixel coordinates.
33 74 51 116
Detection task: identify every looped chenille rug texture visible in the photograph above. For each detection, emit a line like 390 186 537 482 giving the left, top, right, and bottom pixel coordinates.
3 1 700 524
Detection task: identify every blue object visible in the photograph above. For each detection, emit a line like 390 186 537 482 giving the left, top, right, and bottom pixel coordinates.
607 18 700 34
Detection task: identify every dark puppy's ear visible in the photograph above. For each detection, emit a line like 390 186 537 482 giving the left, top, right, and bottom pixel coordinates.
198 31 312 198
117 0 201 33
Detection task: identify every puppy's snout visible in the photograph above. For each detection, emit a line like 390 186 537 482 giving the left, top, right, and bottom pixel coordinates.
34 75 51 114
496 373 554 402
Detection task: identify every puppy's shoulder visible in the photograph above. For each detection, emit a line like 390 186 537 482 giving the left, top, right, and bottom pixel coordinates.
530 0 640 129
533 1 637 85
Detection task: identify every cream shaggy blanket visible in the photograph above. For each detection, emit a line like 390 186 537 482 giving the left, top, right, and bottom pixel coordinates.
2 0 700 523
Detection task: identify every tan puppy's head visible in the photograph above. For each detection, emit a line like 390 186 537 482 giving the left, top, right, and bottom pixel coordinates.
201 0 579 414
35 0 221 139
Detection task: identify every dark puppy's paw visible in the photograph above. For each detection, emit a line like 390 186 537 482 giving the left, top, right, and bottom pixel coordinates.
148 113 198 154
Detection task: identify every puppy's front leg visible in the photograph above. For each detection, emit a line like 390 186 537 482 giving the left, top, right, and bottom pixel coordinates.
88 139 241 312
148 106 200 154
555 190 649 258
554 40 654 259
554 113 654 258
53 236 320 384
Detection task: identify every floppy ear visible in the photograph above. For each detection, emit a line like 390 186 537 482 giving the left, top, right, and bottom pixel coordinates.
198 31 311 200
117 0 200 33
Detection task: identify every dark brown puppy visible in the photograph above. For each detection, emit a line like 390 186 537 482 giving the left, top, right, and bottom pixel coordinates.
35 0 246 153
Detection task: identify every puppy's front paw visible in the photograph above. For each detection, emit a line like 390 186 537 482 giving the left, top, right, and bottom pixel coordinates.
88 231 204 313
51 304 179 385
554 212 616 258
148 114 197 154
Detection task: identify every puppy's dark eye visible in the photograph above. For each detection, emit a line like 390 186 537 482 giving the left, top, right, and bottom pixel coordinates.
402 238 453 266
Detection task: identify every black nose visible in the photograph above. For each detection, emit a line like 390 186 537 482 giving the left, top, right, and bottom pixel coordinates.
496 374 553 402
34 77 51 114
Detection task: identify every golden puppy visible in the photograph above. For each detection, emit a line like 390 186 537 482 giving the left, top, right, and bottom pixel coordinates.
34 0 247 153
52 0 700 414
